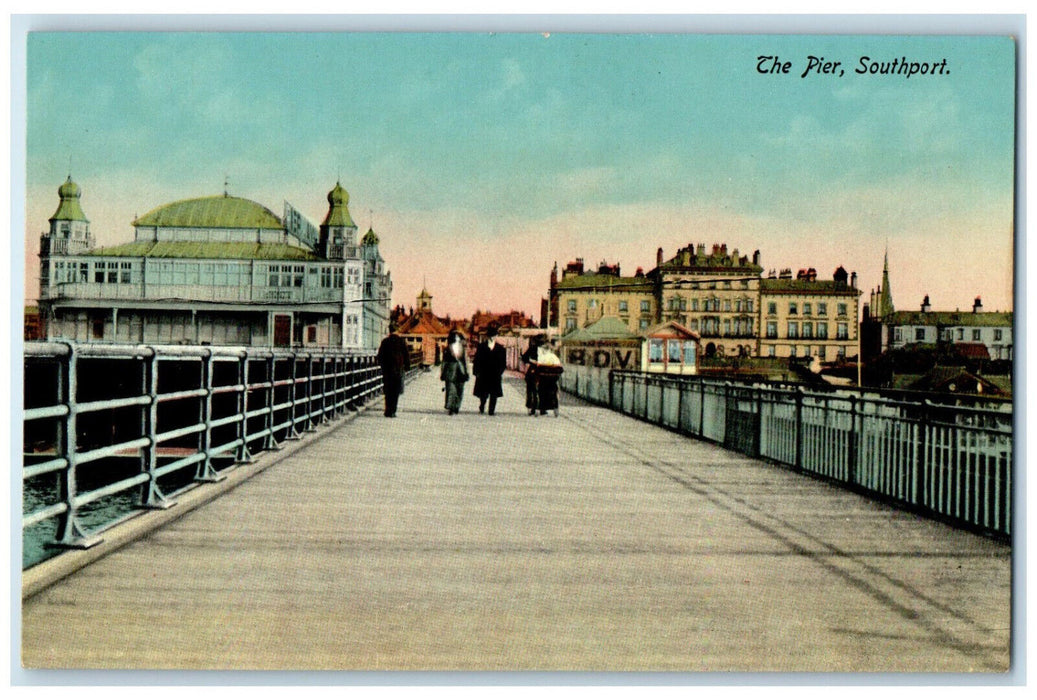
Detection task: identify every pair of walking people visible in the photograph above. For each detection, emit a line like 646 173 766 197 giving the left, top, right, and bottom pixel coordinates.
440 325 507 415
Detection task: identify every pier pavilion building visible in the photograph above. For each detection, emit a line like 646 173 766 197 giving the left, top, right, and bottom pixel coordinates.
37 177 392 350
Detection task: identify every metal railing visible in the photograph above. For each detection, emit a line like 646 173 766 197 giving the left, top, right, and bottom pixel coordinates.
596 370 1013 539
22 341 405 563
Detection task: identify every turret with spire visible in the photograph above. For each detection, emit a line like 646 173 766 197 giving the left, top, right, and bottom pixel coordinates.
318 181 358 260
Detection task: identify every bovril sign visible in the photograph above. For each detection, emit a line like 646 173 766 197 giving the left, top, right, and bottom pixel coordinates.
564 347 640 370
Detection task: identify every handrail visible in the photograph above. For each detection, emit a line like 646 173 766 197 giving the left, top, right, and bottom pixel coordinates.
22 341 390 567
564 367 1012 539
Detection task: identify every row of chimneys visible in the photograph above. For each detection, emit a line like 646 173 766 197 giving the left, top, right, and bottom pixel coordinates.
654 243 762 268
920 294 984 313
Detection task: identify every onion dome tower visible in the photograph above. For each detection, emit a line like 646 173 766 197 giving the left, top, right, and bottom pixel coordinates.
318 181 358 260
42 175 94 256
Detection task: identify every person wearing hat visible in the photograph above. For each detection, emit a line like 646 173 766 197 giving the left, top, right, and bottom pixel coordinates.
440 329 469 415
375 322 411 418
472 323 507 415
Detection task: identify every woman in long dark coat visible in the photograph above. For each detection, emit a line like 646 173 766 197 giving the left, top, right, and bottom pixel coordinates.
440 330 469 415
472 324 507 415
520 336 542 416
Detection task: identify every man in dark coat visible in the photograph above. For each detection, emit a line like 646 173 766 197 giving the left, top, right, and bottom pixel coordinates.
472 323 507 415
375 325 410 417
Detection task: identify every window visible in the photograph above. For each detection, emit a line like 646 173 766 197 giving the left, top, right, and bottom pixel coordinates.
803 303 812 316
120 262 132 284
683 341 696 364
837 323 849 340
723 299 731 312
293 266 304 287
767 302 777 315
567 300 577 313
802 322 813 339
649 339 664 362
789 345 797 357
746 300 754 313
994 329 1003 341
320 268 333 288
565 318 576 331
837 303 848 316
818 346 826 360
787 321 799 338
789 302 798 315
94 263 105 283
640 300 650 313
894 328 903 342
639 318 649 330
817 322 828 339
334 268 345 288
79 263 89 282
818 302 827 316
956 328 964 340
723 319 731 335
668 339 681 363
972 329 981 341
691 298 699 311
588 298 598 309
107 262 119 283
618 300 628 313
766 321 778 338
915 328 926 341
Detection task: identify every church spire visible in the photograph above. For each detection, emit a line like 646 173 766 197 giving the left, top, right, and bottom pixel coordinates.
878 247 895 319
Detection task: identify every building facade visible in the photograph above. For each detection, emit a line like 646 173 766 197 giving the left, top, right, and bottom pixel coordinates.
759 267 861 361
880 297 1013 361
37 177 391 350
551 259 656 335
550 242 862 361
863 251 1013 362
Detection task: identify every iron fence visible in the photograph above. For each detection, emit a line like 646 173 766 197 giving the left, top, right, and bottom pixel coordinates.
602 371 1013 539
22 341 406 559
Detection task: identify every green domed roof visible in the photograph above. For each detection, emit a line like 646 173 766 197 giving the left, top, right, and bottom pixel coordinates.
133 194 283 230
50 176 89 223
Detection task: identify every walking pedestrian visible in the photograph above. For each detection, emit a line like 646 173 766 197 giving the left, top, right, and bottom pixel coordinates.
472 323 507 415
440 330 469 415
375 323 411 418
520 335 543 416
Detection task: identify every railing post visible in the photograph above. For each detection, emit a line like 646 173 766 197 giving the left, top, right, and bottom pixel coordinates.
676 376 684 434
847 394 858 486
794 386 804 472
53 342 101 549
914 400 931 507
263 354 279 451
195 348 224 482
141 350 174 509
303 352 317 433
285 352 302 440
236 352 254 463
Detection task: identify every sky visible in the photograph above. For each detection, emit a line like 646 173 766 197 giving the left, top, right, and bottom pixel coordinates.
19 23 1017 320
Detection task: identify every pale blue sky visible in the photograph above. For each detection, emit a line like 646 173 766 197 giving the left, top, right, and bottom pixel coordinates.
23 28 1017 318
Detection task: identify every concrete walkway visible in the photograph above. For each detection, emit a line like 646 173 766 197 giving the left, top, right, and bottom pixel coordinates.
21 370 1012 672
